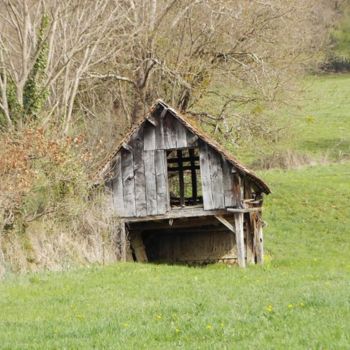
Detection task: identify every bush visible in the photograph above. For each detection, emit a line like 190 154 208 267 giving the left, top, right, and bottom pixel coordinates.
0 127 89 232
0 127 121 276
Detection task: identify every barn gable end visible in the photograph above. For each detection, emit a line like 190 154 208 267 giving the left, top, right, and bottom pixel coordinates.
99 100 270 267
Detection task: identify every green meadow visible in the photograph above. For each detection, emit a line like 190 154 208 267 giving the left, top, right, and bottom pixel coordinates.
1 75 350 349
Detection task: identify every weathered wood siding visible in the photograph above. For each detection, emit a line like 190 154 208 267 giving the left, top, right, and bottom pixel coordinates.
110 111 246 217
199 140 242 210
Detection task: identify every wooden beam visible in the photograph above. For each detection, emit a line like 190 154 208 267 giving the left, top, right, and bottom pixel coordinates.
215 215 235 233
227 207 262 213
141 225 230 236
129 216 223 231
168 156 199 164
234 212 246 268
124 208 229 222
168 165 200 172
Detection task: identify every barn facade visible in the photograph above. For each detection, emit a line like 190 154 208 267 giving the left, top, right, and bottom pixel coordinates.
97 100 270 267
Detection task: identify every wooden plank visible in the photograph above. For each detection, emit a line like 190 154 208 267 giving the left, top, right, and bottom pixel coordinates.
163 114 177 149
124 208 229 222
130 216 227 231
175 121 188 148
227 207 262 213
111 154 125 216
144 150 158 215
130 127 147 217
164 152 170 211
168 165 200 172
143 120 156 151
186 130 198 147
155 117 164 149
121 148 136 217
244 178 253 200
234 212 246 268
168 156 199 163
208 146 225 209
155 150 168 214
177 150 185 207
222 157 236 208
189 148 197 202
232 172 243 208
199 141 214 210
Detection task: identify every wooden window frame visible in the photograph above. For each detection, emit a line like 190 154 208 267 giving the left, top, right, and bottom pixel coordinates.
167 147 202 207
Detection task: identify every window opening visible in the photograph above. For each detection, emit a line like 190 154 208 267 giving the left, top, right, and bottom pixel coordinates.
167 148 203 207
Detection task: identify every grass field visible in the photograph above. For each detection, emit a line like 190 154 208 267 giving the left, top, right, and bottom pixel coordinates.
294 74 350 160
197 74 350 165
0 75 350 349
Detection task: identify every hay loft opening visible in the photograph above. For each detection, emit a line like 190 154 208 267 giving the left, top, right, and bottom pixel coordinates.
167 148 203 207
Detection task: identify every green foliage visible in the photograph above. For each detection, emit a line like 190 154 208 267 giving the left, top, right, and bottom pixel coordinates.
0 14 49 127
23 14 50 119
0 163 349 348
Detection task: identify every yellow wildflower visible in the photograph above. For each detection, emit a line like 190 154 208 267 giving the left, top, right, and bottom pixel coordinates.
206 324 212 330
265 304 273 312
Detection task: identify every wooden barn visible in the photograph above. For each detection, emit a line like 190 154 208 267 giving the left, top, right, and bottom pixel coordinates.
96 100 270 267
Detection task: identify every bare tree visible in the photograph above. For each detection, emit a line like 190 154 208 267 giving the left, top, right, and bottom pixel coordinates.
0 0 338 147
0 0 128 131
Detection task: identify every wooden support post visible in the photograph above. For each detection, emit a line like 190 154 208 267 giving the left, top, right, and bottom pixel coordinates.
120 220 127 262
177 150 185 206
234 212 246 268
245 213 255 265
189 148 197 203
255 213 264 264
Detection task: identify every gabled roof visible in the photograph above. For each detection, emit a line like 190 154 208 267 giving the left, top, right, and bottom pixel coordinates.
95 100 271 194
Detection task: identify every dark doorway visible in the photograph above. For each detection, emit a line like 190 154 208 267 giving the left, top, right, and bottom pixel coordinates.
139 218 235 264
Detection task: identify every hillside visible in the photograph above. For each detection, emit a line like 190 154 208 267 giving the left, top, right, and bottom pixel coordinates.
0 75 349 349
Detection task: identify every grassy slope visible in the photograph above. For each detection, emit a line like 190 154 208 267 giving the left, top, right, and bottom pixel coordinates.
294 74 350 160
0 75 350 349
195 74 350 165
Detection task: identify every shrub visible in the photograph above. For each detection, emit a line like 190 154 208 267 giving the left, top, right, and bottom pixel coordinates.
0 126 90 233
